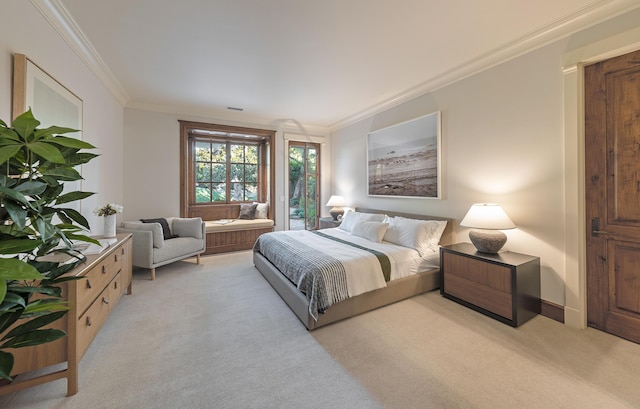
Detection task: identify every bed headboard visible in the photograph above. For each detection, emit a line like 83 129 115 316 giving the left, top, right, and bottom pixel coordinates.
355 207 455 246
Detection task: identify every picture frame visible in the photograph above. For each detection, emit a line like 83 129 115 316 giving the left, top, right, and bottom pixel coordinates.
367 111 441 199
12 53 84 210
12 53 83 130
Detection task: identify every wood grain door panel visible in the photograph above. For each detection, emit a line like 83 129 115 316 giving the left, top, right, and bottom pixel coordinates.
586 48 640 344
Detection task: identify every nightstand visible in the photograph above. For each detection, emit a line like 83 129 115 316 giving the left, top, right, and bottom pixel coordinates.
319 217 341 229
440 243 540 327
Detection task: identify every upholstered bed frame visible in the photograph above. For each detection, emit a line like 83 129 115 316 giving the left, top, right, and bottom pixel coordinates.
253 208 455 330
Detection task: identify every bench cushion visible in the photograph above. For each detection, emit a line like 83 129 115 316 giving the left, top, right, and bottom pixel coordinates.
205 219 274 233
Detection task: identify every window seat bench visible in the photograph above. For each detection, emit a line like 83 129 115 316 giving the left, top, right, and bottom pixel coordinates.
204 219 274 255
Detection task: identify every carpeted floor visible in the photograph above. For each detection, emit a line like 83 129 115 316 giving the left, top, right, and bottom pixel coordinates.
1 250 639 409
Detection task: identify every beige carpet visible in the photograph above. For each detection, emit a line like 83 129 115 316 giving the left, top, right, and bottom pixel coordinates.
1 250 639 409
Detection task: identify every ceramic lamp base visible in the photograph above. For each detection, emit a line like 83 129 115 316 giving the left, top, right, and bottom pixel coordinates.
329 207 344 221
468 229 507 253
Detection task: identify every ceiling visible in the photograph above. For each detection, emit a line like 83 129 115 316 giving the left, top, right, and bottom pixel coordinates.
49 0 637 130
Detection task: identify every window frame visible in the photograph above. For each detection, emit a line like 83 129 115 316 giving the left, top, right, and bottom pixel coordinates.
179 121 275 219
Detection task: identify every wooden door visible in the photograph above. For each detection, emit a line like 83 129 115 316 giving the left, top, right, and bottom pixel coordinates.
585 49 640 344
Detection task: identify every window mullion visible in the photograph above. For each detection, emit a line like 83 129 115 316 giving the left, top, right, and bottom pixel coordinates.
226 141 231 204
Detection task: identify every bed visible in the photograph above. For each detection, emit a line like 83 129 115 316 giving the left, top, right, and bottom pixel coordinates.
253 208 454 330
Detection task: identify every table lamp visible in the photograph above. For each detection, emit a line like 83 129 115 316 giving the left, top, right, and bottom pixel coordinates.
326 195 347 221
460 203 516 253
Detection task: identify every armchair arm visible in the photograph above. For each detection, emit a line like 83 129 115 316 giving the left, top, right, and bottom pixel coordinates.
116 227 154 268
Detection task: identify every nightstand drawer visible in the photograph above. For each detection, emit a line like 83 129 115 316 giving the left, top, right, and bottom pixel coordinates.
440 243 540 327
442 252 511 292
444 273 513 319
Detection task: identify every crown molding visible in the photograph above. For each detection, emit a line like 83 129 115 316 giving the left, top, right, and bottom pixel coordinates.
31 0 129 106
329 0 640 132
32 0 640 133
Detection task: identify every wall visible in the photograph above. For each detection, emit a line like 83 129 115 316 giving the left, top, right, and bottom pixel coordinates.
123 108 331 230
330 9 640 309
0 1 124 235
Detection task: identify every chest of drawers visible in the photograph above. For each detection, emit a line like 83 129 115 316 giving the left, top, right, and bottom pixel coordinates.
1 234 133 396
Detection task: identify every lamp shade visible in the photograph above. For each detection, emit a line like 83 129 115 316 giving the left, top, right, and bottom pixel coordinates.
326 195 347 221
460 203 516 230
326 195 347 207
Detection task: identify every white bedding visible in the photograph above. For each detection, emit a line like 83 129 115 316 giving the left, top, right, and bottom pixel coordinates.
320 227 437 283
254 225 441 319
273 228 437 298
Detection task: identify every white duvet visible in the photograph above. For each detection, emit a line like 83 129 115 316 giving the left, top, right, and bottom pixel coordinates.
290 228 433 298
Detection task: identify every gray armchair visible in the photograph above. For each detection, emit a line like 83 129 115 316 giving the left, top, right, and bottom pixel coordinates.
117 217 206 280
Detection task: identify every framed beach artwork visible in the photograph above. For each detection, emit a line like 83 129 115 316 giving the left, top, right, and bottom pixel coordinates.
367 111 441 199
12 53 84 210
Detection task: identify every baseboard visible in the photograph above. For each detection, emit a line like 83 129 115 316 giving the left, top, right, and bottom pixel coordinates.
540 299 565 323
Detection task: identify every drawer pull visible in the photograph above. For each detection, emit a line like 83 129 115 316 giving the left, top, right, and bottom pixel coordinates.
115 254 119 262
102 297 109 305
114 281 118 289
86 316 92 326
102 265 107 274
86 279 92 289
121 248 125 255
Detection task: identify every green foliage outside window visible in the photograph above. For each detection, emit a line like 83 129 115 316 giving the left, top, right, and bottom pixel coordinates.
195 141 259 203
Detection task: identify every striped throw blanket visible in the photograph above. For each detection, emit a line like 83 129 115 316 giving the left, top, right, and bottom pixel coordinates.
253 230 391 320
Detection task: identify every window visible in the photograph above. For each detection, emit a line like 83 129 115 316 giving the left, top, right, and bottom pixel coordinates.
194 139 259 203
180 121 275 218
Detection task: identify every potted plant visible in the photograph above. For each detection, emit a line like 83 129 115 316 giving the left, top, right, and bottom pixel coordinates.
0 109 98 380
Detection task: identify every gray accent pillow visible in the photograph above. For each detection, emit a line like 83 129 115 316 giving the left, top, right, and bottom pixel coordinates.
238 203 258 220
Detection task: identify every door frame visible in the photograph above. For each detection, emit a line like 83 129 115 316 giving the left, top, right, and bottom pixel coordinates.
562 27 640 328
283 133 329 231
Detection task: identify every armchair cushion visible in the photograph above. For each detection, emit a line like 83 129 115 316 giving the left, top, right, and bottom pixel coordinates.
122 221 164 248
170 217 204 239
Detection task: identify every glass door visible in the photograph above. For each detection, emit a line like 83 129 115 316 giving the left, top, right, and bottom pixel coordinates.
288 142 320 230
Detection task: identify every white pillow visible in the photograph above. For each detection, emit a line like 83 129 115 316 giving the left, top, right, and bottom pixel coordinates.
383 216 447 255
339 210 386 233
253 202 269 219
351 221 389 243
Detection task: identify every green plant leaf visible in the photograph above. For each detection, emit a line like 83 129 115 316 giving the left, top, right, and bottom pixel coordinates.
13 180 47 196
46 136 95 150
0 259 43 281
0 281 6 306
55 191 94 205
0 239 39 254
2 311 67 341
65 152 100 166
33 126 79 139
0 185 30 205
64 233 100 245
26 142 65 164
22 298 69 316
11 109 39 140
8 284 60 297
0 144 22 165
57 208 90 230
0 311 21 335
42 167 82 181
0 293 27 312
0 328 66 349
2 201 28 231
0 351 14 381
